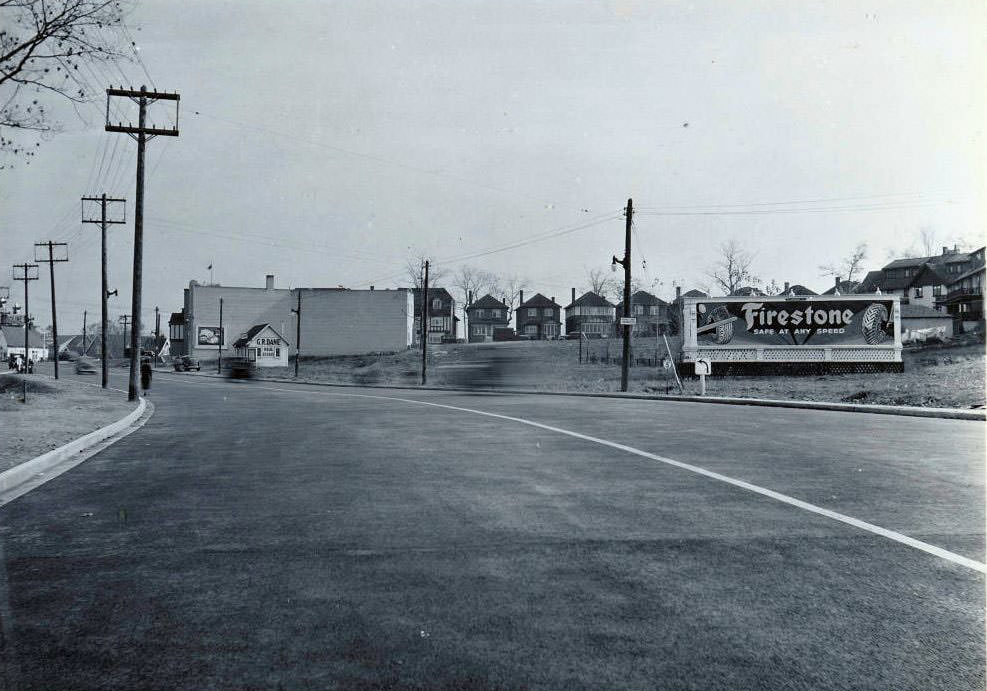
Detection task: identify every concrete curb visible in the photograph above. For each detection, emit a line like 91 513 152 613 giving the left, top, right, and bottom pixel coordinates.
157 368 985 421
0 396 147 497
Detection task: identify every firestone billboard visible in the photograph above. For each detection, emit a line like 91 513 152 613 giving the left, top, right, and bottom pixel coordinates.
695 299 896 347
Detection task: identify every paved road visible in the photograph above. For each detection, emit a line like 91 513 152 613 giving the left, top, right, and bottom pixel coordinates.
1 369 983 689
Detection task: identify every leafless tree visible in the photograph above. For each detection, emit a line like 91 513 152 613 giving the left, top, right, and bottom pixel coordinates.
707 239 759 296
403 253 448 290
1 0 130 166
919 227 940 257
584 266 618 300
764 278 782 295
818 242 868 282
498 274 527 323
450 265 498 335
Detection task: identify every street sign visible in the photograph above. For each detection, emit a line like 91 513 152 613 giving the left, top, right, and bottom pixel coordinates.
694 359 711 376
662 357 672 370
619 317 636 326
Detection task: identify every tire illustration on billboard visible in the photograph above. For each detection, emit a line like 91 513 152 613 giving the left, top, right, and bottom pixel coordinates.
197 326 224 346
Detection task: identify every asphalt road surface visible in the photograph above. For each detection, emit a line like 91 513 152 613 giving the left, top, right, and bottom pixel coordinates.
1 367 983 689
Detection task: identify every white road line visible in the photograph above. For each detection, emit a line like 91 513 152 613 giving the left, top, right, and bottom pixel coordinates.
249 384 986 574
161 376 987 574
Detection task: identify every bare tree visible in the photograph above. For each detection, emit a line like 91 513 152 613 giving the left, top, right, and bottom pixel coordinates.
584 266 617 299
707 239 759 296
498 274 527 323
403 253 448 290
919 226 939 257
764 278 782 295
1 0 129 166
450 265 498 336
818 242 868 282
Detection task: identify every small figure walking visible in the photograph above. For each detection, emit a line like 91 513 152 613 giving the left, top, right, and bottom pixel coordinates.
140 357 153 393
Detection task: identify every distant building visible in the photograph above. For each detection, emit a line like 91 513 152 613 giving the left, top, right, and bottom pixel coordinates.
821 277 861 295
515 291 562 339
774 282 817 296
613 290 671 336
412 287 457 344
855 245 983 311
901 303 954 339
0 325 47 363
564 289 615 338
233 323 290 367
465 294 510 342
943 254 985 333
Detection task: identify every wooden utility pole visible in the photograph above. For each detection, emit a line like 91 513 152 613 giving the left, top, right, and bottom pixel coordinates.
82 194 126 387
217 298 224 373
105 85 180 401
291 291 301 377
612 199 633 392
421 260 429 385
118 314 131 359
82 310 87 355
34 242 69 378
12 263 39 373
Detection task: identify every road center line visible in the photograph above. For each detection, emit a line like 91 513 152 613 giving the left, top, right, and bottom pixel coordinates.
167 377 987 574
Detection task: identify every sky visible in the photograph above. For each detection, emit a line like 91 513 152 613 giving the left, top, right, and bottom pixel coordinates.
1 0 984 335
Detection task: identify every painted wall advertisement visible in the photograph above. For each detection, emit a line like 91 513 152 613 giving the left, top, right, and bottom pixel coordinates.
196 326 224 347
695 299 896 347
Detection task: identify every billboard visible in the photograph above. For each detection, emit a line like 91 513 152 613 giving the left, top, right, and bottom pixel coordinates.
694 298 896 347
196 326 224 347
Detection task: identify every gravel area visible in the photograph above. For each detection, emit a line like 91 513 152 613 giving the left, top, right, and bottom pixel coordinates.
0 372 138 473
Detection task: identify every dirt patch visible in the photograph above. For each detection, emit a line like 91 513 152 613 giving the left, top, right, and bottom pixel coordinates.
0 372 138 473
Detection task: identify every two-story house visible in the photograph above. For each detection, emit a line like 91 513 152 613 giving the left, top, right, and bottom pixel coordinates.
412 287 457 344
862 246 979 310
515 291 561 339
943 247 985 332
564 290 615 338
466 294 510 342
613 290 671 336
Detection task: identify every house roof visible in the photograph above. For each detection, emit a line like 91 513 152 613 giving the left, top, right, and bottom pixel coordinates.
519 293 559 308
855 271 884 293
469 294 508 310
615 290 668 309
900 304 952 319
731 286 765 296
565 291 613 309
907 263 949 288
884 251 972 270
1 325 44 348
948 262 986 285
674 289 709 302
779 284 818 296
821 280 859 295
232 323 288 349
169 311 185 325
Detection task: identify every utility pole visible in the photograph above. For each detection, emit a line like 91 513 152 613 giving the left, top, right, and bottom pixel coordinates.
217 297 224 374
421 260 429 385
82 310 87 355
34 242 69 378
118 314 131 360
82 194 126 387
11 264 39 372
291 291 301 377
106 85 180 401
611 198 633 392
154 306 161 352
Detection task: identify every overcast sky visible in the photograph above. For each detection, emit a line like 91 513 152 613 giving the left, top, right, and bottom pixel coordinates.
1 0 983 334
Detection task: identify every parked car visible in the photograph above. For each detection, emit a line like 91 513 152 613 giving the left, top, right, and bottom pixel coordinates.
223 357 255 379
75 357 98 375
173 355 201 372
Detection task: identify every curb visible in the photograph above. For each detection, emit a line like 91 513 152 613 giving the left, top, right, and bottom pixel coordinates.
157 369 985 421
0 396 148 498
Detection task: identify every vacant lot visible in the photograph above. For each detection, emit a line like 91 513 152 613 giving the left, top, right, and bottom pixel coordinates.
0 372 137 472
240 337 985 409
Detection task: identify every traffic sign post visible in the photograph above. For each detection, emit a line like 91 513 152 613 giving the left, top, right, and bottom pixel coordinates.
695 358 711 396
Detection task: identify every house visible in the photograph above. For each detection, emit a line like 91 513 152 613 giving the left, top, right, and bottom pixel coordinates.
774 282 817 296
233 323 290 367
821 277 861 295
515 291 562 339
412 287 457 344
613 290 671 336
564 289 615 338
855 271 884 294
859 245 981 309
0 325 47 363
168 311 186 357
732 286 766 297
669 287 710 336
465 294 510 342
943 259 985 333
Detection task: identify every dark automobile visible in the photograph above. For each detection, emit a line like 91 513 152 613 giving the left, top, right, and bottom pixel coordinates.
75 357 98 375
224 357 255 379
173 356 201 372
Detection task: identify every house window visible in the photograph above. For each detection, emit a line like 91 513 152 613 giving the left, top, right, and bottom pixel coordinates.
491 309 500 318
524 324 538 334
543 323 558 336
933 285 942 296
528 308 537 317
432 298 442 309
476 309 485 318
914 287 923 298
276 347 280 357
543 308 553 317
633 305 644 315
169 324 184 340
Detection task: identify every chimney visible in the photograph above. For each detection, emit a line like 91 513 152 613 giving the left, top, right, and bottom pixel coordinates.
265 274 274 290
835 276 842 287
942 246 949 255
551 297 555 305
571 287 576 303
519 290 524 305
784 281 790 293
370 285 374 291
954 244 959 252
675 286 681 300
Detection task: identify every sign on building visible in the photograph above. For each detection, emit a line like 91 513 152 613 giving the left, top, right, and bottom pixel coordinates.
197 326 224 347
